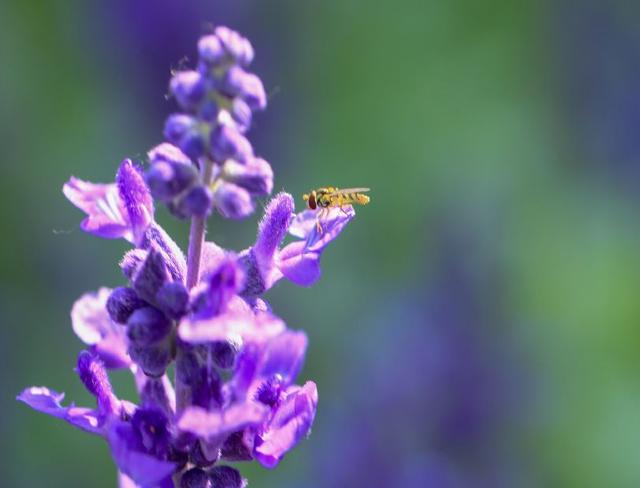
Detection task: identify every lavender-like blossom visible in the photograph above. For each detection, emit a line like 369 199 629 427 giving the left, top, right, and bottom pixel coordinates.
146 25 271 224
18 26 360 488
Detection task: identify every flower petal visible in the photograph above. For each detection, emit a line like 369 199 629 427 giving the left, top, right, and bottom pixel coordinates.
258 330 308 387
178 403 269 440
290 207 355 253
63 177 132 241
276 242 321 287
17 386 103 435
71 288 131 368
178 312 285 345
116 160 154 245
108 421 176 488
254 381 318 468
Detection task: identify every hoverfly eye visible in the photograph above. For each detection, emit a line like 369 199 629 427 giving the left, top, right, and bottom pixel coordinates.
308 194 317 210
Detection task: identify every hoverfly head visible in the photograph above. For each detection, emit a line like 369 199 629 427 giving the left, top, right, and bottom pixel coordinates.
304 191 317 210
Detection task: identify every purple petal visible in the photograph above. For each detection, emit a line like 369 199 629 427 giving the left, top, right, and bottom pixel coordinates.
118 472 140 488
179 312 285 344
258 331 308 387
254 193 294 269
117 160 154 245
108 421 176 488
254 381 318 468
277 207 355 287
276 242 321 287
289 207 355 252
191 255 244 319
71 288 131 368
178 403 269 440
17 386 103 435
63 177 131 241
200 241 227 277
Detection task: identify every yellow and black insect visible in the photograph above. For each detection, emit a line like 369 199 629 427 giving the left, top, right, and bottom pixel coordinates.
303 187 370 232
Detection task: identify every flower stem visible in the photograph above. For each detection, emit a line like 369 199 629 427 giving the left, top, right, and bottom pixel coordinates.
186 157 214 290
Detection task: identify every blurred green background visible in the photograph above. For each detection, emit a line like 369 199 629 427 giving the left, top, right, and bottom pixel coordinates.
3 1 640 486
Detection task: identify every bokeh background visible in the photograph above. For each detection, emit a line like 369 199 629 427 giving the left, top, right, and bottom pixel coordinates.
2 1 640 486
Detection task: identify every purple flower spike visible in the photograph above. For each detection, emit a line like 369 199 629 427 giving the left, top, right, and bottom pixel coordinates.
254 381 318 468
24 27 330 487
17 387 102 435
277 206 355 287
117 160 154 245
71 288 131 368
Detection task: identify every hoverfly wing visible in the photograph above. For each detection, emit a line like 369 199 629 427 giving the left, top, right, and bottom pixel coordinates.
331 187 370 195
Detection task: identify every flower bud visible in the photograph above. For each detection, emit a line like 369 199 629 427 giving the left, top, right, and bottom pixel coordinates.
106 287 145 324
210 125 253 164
156 281 189 320
212 182 254 220
211 339 240 370
176 185 212 218
148 142 192 166
170 70 207 112
164 114 206 160
221 67 266 111
198 35 225 66
120 249 148 280
129 341 172 378
189 442 219 469
220 431 253 462
208 465 245 488
222 158 273 196
230 98 252 132
181 467 212 488
145 159 198 202
133 248 169 304
127 307 172 346
199 99 220 122
215 26 254 66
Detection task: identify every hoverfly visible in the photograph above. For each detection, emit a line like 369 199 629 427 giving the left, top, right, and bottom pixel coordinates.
303 187 370 233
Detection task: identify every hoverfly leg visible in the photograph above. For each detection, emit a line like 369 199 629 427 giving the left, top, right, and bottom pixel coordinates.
316 208 328 234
